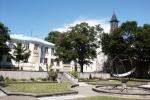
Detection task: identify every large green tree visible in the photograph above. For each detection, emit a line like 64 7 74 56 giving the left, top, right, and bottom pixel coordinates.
13 43 30 70
55 22 103 72
101 21 150 78
0 22 10 57
45 31 63 44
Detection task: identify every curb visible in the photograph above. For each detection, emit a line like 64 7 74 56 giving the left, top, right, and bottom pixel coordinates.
0 85 78 97
92 85 150 95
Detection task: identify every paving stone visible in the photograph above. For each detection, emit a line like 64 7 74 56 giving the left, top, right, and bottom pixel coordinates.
0 96 38 100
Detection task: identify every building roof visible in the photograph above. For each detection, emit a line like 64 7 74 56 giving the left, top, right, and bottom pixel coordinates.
10 34 55 47
110 13 119 22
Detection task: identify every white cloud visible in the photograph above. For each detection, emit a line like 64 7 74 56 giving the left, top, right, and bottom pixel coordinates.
54 18 110 33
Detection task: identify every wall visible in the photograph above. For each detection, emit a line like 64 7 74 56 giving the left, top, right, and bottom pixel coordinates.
79 72 110 79
0 71 48 79
0 71 110 80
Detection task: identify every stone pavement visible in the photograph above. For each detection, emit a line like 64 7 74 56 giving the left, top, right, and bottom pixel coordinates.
0 90 6 96
0 96 38 100
38 95 86 100
0 90 38 100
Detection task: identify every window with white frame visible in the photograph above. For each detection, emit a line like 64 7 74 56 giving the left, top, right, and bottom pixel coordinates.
25 43 29 50
34 44 38 50
44 58 48 64
51 48 55 55
45 47 48 54
9 41 14 49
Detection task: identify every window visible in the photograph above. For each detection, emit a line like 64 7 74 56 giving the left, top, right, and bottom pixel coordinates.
44 58 47 63
34 44 38 50
51 59 55 66
51 48 55 55
45 47 48 54
25 43 29 50
40 57 43 63
9 41 14 49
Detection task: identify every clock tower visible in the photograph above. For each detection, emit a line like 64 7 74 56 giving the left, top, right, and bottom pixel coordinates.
110 12 119 33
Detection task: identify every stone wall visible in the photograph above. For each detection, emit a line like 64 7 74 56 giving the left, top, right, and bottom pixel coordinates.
79 72 110 79
0 71 48 79
0 71 110 80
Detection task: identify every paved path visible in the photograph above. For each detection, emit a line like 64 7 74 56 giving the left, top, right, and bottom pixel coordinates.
0 90 38 100
0 96 38 100
38 95 86 100
0 90 6 96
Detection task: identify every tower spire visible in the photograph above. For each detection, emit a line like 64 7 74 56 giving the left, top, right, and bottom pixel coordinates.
110 12 119 33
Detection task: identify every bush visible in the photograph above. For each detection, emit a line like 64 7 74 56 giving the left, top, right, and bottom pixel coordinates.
48 69 58 81
11 78 17 81
41 78 47 81
20 78 26 81
30 78 35 81
5 77 18 82
70 71 78 78
0 75 4 82
5 77 9 82
89 74 92 79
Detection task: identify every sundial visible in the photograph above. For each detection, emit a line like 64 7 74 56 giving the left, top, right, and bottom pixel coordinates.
110 54 135 92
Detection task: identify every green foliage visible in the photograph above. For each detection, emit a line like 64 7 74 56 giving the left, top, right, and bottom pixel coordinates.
30 78 35 81
48 69 58 81
4 77 18 82
55 22 104 72
45 31 64 44
13 43 30 62
0 22 10 58
20 78 26 81
0 75 4 82
13 43 30 69
89 74 92 79
70 70 78 78
101 21 150 78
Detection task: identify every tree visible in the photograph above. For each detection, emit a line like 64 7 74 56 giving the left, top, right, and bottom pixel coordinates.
0 22 10 57
55 22 103 73
45 31 63 44
13 43 30 70
101 21 150 78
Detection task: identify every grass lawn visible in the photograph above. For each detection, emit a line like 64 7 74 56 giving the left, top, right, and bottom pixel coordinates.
76 96 135 100
87 80 147 86
6 83 71 93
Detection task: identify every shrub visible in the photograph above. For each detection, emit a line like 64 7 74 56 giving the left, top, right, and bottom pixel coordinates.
41 78 47 81
5 77 18 82
48 69 58 81
0 75 4 82
20 78 26 81
5 77 9 82
11 78 17 81
70 71 78 78
89 74 92 79
30 78 35 81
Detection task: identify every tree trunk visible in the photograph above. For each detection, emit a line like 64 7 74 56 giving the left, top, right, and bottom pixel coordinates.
74 62 77 72
18 62 20 70
80 63 84 73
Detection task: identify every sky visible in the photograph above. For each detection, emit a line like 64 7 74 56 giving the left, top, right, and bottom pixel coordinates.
0 0 150 39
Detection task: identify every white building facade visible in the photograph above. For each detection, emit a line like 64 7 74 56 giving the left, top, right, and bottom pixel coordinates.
0 34 63 71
